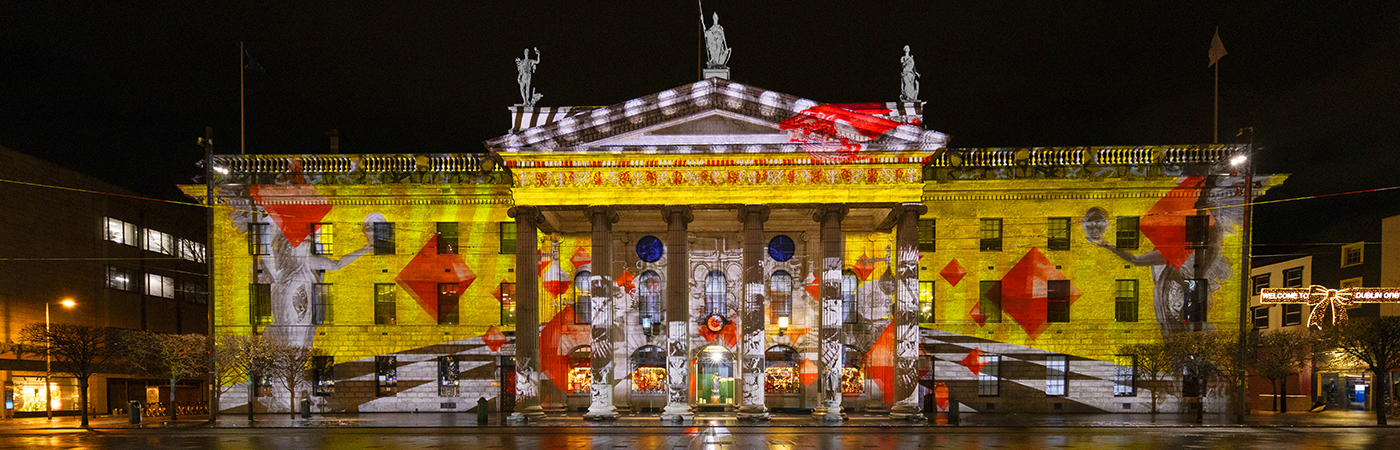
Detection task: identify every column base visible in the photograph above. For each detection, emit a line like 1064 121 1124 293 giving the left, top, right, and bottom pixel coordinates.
889 404 925 421
659 402 693 422
507 406 546 423
736 405 771 420
813 402 846 422
584 406 618 421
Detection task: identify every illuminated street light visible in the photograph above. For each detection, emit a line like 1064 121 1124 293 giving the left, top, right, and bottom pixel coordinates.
1230 154 1247 166
45 298 75 420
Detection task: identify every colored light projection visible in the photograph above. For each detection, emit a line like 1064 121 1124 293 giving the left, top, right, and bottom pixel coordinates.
1261 286 1400 329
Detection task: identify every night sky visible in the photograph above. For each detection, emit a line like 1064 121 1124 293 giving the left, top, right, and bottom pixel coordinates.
2 1 1398 253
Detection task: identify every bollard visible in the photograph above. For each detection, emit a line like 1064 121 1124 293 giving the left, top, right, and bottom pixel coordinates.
948 399 960 424
299 399 311 419
128 401 142 424
477 397 489 425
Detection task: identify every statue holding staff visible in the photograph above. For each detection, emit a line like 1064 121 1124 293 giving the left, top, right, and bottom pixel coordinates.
516 47 542 106
700 8 731 69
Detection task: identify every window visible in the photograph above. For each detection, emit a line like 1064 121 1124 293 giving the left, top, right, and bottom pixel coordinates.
1283 267 1303 288
1115 217 1139 250
436 222 458 255
574 271 592 324
1252 306 1270 329
1046 280 1070 323
1114 355 1136 397
1282 304 1303 327
842 271 859 324
179 238 206 263
312 356 334 396
919 281 934 323
438 283 459 325
1184 215 1209 249
438 356 460 397
375 356 398 396
1341 242 1364 267
375 283 396 325
250 283 272 325
638 272 662 333
705 270 727 316
1115 280 1138 322
144 229 175 255
499 222 516 254
248 223 270 255
252 371 273 397
978 354 1000 396
1184 279 1207 322
1047 218 1070 251
769 270 793 323
310 223 333 255
312 283 332 325
180 281 207 304
104 217 138 246
1340 277 1363 289
106 266 135 291
500 282 516 326
1045 355 1067 396
979 219 1003 251
146 273 175 299
918 219 936 252
1252 274 1271 295
979 281 1002 323
372 222 395 255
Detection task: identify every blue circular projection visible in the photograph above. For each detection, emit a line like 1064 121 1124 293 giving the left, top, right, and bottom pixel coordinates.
767 235 795 262
636 235 664 262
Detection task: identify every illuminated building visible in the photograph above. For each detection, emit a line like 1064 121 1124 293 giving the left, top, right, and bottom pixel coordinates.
189 78 1283 417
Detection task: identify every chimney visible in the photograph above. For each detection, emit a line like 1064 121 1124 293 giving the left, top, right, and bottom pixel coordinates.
326 129 340 154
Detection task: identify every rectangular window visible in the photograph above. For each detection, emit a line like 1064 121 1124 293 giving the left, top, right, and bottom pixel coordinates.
179 238 206 263
1184 215 1209 249
1045 355 1067 396
918 219 936 252
1252 274 1271 295
180 281 207 304
146 273 175 299
375 356 398 396
978 354 1000 396
1341 242 1364 267
312 356 334 396
250 283 272 325
1047 218 1070 251
919 280 935 323
106 266 135 291
1185 279 1207 322
437 222 458 255
499 222 517 254
312 283 332 325
979 219 1003 251
574 278 592 325
311 223 333 255
979 281 1002 323
438 283 459 325
372 222 395 255
500 282 516 326
1115 280 1138 322
438 356 460 397
1283 267 1304 288
144 229 175 255
1252 306 1270 329
104 217 138 246
374 283 396 325
1282 304 1303 326
248 223 270 255
1115 217 1140 250
1046 280 1070 323
1114 355 1137 397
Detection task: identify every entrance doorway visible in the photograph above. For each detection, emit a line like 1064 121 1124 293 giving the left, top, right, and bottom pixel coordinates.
696 345 735 406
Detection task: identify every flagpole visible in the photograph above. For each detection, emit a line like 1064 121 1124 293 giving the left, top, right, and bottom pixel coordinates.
240 41 246 155
1214 50 1219 144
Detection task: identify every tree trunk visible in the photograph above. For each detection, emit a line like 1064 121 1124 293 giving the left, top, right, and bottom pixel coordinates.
170 378 178 422
1280 376 1287 413
289 385 296 419
1377 375 1389 426
1273 378 1280 412
247 381 255 421
78 377 90 428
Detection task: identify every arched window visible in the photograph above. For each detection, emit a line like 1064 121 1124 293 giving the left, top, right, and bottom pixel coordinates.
630 345 666 393
574 271 591 324
764 345 801 394
705 270 727 316
769 270 792 323
842 345 865 394
638 271 663 333
842 270 859 324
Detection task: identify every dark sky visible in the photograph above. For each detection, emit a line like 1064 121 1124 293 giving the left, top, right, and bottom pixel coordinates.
3 1 1398 251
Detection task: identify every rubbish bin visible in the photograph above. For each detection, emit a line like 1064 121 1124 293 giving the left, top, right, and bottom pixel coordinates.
477 397 489 425
299 399 311 419
128 401 142 424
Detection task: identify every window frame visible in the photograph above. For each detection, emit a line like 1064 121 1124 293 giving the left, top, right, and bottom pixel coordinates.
1184 215 1209 249
1283 267 1304 288
310 223 333 255
499 282 516 326
979 218 1003 251
375 356 398 397
144 229 175 255
105 217 138 246
145 273 175 299
106 265 135 292
1185 278 1208 322
1341 242 1364 267
248 223 270 255
1045 355 1067 396
438 283 460 325
312 355 335 396
574 271 592 325
1113 355 1137 397
499 222 516 254
704 270 727 316
1252 305 1270 329
1252 273 1271 295
437 222 458 255
372 222 395 255
918 280 935 323
1282 304 1303 327
250 283 272 325
978 354 1000 396
1047 217 1071 251
1046 280 1070 323
979 280 1002 323
312 283 332 325
1115 279 1138 322
918 219 936 252
769 270 793 323
438 355 461 397
1115 216 1140 250
374 283 396 325
178 238 206 263
841 270 859 324
638 271 662 333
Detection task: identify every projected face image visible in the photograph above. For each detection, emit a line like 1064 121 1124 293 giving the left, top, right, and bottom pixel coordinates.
1082 207 1110 244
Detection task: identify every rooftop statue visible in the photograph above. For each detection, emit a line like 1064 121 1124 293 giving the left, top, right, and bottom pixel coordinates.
900 45 920 102
516 47 543 107
701 12 731 69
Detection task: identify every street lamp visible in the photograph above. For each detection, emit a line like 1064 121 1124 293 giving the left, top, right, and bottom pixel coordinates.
45 298 75 419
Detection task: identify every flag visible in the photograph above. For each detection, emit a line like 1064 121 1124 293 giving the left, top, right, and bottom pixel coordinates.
244 47 265 74
1208 28 1227 67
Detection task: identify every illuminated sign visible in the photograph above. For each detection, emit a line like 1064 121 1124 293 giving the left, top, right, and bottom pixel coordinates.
1260 285 1400 329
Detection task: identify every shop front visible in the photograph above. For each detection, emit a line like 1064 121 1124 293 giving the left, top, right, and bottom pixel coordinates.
11 376 81 417
696 345 735 409
764 345 804 410
565 346 592 411
629 345 667 411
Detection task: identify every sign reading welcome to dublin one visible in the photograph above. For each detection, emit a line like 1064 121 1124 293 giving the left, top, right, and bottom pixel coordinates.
1260 286 1400 329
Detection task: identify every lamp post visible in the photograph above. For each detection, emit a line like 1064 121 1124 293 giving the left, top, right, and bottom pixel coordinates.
45 298 75 419
1232 128 1254 424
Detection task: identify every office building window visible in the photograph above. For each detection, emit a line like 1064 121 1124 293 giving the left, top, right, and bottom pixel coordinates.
146 273 175 299
500 282 516 326
374 283 396 325
1252 274 1271 295
1046 355 1067 396
1046 280 1070 323
769 270 793 323
1184 279 1207 322
1115 217 1139 250
106 266 135 291
1283 267 1303 288
918 219 936 252
842 271 859 324
979 281 1002 323
638 272 662 333
144 229 175 255
248 223 270 255
310 223 333 255
980 219 1003 251
705 270 727 316
1047 218 1070 251
1184 215 1209 249
375 356 397 396
438 356 460 397
104 217 138 246
1341 242 1364 267
372 222 395 255
1115 280 1138 322
312 283 332 325
179 238 206 263
978 354 1000 396
312 356 334 396
574 271 592 324
1252 306 1270 329
180 281 207 304
499 222 516 254
1283 304 1303 327
1114 355 1136 397
250 283 272 325
919 281 935 323
437 222 458 255
438 283 459 325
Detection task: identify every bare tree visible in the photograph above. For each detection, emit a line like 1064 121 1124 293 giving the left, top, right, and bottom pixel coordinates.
19 323 123 428
1249 329 1315 412
1118 342 1175 414
1166 330 1236 422
1320 316 1400 425
266 341 318 418
214 335 271 421
120 331 209 422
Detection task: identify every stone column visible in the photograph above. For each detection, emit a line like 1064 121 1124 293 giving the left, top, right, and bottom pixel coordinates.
737 205 772 420
812 204 848 421
585 206 620 420
507 206 546 422
660 206 694 422
889 203 928 420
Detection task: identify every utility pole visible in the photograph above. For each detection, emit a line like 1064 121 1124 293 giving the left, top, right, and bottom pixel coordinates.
201 126 219 424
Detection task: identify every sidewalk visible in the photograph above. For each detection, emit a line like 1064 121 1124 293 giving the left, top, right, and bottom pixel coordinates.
0 410 1391 430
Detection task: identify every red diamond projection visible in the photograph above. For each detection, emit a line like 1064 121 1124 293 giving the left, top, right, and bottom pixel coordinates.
940 259 967 287
960 348 985 375
1140 176 1215 270
481 325 508 352
1000 248 1081 340
969 302 988 327
250 185 332 247
852 253 876 281
395 235 476 319
615 269 635 294
570 247 591 271
804 272 821 301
